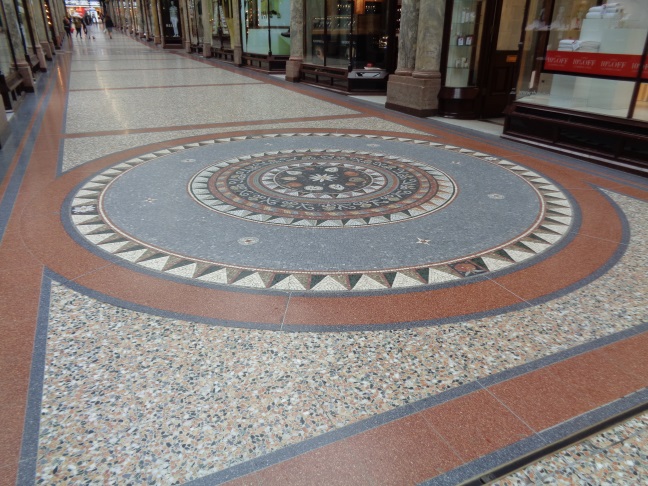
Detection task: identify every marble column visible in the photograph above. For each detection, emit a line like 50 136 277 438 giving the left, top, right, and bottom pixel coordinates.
395 0 419 76
49 0 61 47
34 0 54 57
231 0 243 65
23 0 47 70
1 0 36 90
386 0 445 117
285 0 303 82
181 0 191 51
385 0 420 113
137 0 146 36
202 0 212 56
130 0 138 34
0 104 8 147
151 0 161 44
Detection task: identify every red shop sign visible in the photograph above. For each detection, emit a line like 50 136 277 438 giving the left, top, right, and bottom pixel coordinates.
545 51 642 79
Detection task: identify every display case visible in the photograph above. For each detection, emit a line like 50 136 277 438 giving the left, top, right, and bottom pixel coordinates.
445 0 481 88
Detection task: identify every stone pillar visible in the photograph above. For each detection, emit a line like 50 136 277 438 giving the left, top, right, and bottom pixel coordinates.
137 0 146 38
151 0 161 43
0 102 9 147
386 0 445 117
395 0 418 76
52 0 63 47
202 0 212 56
114 0 123 30
130 0 138 34
35 44 47 71
181 0 191 51
285 0 303 82
40 41 53 59
230 0 242 65
1 0 36 90
17 61 35 91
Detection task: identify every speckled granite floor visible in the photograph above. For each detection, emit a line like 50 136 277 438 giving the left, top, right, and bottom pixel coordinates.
1 32 647 486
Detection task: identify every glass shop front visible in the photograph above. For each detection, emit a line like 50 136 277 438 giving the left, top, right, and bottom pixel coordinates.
241 0 291 67
504 0 648 169
301 0 399 91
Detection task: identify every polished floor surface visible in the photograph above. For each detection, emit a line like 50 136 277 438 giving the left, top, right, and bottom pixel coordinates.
1 32 647 485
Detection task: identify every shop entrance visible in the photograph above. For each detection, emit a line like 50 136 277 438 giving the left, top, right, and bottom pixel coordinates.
480 0 526 117
439 0 526 118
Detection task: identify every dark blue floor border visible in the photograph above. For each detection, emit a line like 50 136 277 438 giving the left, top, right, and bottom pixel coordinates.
425 388 648 486
15 270 51 486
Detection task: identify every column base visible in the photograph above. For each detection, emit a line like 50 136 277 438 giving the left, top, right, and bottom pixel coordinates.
41 42 53 60
203 43 212 58
233 46 243 66
184 41 191 53
385 74 442 117
35 45 48 72
0 108 9 148
17 62 35 92
285 59 302 82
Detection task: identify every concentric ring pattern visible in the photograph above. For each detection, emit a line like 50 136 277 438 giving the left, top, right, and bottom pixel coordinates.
68 133 574 293
189 150 456 227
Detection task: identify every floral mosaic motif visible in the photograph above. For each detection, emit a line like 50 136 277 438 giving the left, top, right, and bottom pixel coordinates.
190 151 454 226
68 133 574 293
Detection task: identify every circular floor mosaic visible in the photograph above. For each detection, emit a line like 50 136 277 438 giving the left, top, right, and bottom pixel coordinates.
190 151 456 227
67 133 574 293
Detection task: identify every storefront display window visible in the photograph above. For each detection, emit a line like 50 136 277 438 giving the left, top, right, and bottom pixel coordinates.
445 0 485 87
161 0 182 41
516 0 648 119
241 0 290 55
212 0 233 49
305 0 391 70
634 83 648 121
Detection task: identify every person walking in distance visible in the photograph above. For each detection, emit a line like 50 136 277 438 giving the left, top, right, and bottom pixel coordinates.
104 14 114 39
73 16 84 39
84 12 94 39
63 16 72 41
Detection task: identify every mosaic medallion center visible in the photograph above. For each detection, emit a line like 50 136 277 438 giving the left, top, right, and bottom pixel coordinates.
269 161 377 195
190 151 456 227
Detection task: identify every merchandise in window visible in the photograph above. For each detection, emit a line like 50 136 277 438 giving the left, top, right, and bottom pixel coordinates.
516 0 648 119
241 0 290 55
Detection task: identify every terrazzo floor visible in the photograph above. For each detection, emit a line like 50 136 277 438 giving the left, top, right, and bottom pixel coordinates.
1 32 647 486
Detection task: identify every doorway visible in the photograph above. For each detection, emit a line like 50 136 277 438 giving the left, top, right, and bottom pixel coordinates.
439 0 527 118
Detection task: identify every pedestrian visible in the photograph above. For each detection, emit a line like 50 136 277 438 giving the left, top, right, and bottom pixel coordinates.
104 14 114 39
73 16 83 39
84 12 94 39
63 16 72 41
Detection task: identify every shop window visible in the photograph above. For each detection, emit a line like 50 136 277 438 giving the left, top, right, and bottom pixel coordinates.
516 0 648 119
304 0 390 70
213 0 233 49
445 0 486 88
241 0 290 55
633 83 648 121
